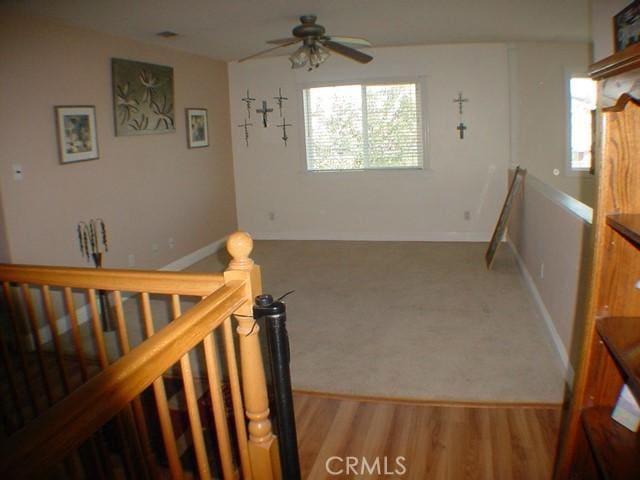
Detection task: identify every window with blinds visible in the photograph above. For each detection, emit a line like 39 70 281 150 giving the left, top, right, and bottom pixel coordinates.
302 81 425 171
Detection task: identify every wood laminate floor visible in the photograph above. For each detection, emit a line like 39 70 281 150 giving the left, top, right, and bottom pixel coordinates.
294 392 561 480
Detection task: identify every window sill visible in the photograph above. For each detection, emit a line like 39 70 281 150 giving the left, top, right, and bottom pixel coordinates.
305 166 426 174
565 168 594 177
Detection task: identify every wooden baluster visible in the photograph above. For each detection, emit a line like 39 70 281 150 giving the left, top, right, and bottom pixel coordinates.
140 292 184 480
83 289 137 479
87 289 109 368
66 451 86 480
224 232 280 480
223 316 252 480
2 282 39 417
111 290 130 355
0 382 15 433
111 412 142 479
112 290 156 480
52 462 68 480
41 285 71 394
19 284 54 405
77 437 107 480
171 294 212 480
203 329 235 479
62 287 89 381
86 290 118 480
44 287 110 478
12 284 107 479
0 315 25 429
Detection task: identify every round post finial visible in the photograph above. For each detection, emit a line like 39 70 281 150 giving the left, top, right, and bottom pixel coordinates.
227 231 254 271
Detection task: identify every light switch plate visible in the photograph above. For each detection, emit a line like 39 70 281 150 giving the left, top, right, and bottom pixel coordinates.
12 164 23 181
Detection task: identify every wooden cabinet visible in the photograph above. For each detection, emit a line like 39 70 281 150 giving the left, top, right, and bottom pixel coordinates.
554 45 640 480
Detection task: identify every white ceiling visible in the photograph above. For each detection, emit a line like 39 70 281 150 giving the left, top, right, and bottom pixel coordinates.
5 0 591 61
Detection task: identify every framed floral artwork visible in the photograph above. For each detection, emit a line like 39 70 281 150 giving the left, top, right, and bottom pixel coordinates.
186 108 209 148
55 106 99 164
112 58 175 136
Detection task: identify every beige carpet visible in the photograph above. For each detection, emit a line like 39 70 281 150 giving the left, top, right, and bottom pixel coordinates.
188 241 565 404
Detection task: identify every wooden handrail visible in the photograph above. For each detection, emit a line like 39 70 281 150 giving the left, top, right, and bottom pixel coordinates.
0 280 247 479
0 264 225 296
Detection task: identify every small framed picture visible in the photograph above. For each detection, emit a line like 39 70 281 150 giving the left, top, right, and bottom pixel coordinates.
55 106 99 164
614 0 640 52
186 108 209 148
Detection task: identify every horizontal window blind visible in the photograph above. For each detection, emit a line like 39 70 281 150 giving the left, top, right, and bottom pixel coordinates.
303 82 424 171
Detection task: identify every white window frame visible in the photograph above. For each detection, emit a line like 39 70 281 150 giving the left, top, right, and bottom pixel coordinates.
298 77 429 173
566 70 597 176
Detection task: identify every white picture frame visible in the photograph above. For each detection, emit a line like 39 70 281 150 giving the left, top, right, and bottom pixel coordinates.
186 108 209 148
55 106 99 164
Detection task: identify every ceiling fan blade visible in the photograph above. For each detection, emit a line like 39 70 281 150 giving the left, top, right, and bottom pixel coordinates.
322 40 373 64
266 37 298 45
237 39 301 62
322 36 371 47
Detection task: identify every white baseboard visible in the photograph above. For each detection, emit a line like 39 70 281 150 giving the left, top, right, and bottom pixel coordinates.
250 231 490 242
160 236 228 272
508 240 575 387
33 236 228 345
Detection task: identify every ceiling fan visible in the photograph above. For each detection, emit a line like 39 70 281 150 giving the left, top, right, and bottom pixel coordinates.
238 14 373 70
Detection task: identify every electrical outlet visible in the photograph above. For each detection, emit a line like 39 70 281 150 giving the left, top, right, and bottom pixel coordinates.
464 210 471 221
268 212 276 221
152 243 159 252
128 254 136 267
168 238 175 249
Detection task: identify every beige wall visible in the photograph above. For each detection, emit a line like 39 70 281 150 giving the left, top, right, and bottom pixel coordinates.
0 9 236 268
508 173 593 381
229 44 510 241
508 42 596 207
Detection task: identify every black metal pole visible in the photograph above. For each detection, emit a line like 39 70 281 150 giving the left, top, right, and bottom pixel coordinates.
253 294 301 480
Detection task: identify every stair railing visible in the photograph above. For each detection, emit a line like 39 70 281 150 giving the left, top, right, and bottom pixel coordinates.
0 231 281 480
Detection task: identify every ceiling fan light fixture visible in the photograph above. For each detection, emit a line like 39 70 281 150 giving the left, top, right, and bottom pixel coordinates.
309 44 330 69
290 43 331 71
289 45 309 69
238 15 372 67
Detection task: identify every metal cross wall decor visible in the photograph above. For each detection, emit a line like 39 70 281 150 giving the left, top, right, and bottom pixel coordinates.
277 118 292 146
256 100 273 128
241 90 256 118
457 123 467 139
273 88 288 117
453 91 469 139
238 119 253 147
453 92 468 114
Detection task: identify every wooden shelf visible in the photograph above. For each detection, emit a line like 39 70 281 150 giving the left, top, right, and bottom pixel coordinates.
607 214 640 247
581 407 640 480
590 42 640 80
596 317 640 400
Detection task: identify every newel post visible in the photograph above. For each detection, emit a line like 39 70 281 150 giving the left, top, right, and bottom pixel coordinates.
224 232 280 480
